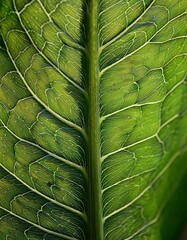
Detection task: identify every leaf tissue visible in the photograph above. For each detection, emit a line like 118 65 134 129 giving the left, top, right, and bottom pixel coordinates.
0 0 187 239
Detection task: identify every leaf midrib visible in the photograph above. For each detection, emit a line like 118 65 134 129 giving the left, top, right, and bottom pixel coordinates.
87 1 103 239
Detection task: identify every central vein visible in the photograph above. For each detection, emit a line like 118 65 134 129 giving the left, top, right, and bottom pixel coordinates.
87 0 103 239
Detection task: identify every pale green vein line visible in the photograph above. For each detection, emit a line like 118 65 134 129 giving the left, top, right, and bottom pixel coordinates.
17 0 33 14
37 0 85 52
105 208 162 239
100 78 186 122
13 0 86 95
100 101 162 123
103 147 187 223
0 121 88 180
123 155 187 240
151 36 187 44
0 206 78 240
163 53 187 68
99 0 156 51
124 214 161 240
0 46 6 51
159 114 179 129
0 213 9 221
125 216 161 240
0 164 87 222
101 113 179 162
102 168 155 193
107 173 180 240
101 134 156 162
99 12 187 75
2 35 88 142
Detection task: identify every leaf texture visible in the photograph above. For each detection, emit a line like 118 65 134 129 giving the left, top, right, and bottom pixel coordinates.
0 0 187 239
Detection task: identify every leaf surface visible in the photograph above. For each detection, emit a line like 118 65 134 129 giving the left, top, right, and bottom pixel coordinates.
0 0 187 239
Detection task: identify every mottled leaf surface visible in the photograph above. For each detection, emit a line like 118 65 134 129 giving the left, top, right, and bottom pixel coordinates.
0 0 187 239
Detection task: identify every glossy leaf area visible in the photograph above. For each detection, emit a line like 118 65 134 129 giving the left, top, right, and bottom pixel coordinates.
0 0 187 239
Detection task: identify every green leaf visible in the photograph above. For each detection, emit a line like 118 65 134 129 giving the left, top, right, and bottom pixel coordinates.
0 0 187 239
